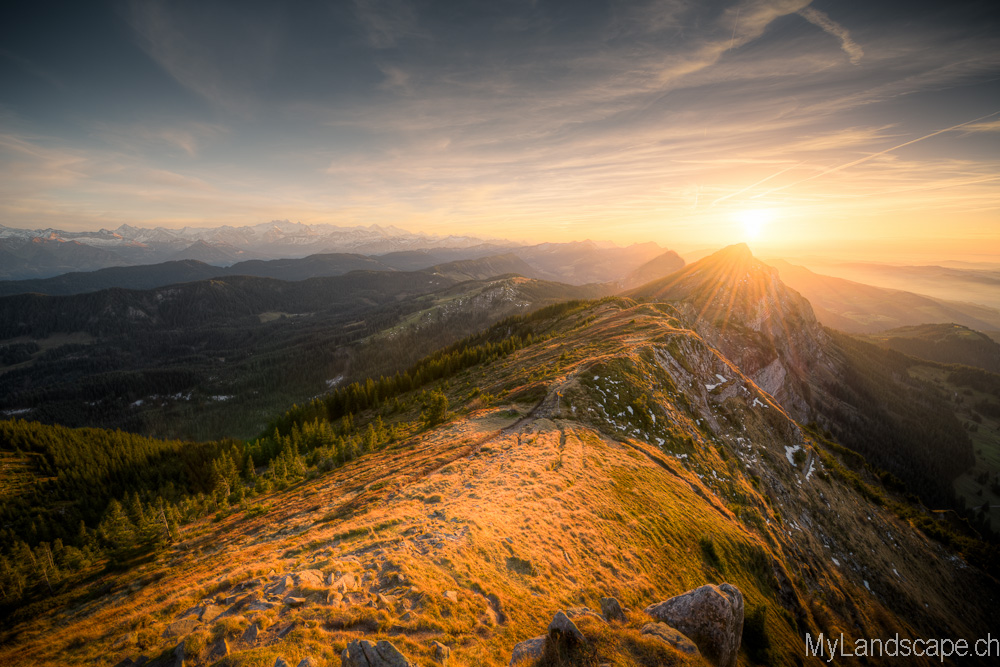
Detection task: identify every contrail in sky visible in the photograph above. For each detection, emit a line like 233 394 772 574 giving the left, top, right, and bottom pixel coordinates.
728 8 740 51
750 110 1000 200
712 163 802 207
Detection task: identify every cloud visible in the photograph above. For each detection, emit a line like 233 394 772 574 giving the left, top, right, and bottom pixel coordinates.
797 7 863 65
94 122 227 158
962 119 1000 133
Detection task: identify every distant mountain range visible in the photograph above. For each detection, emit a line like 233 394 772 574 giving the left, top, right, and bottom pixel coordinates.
767 259 1000 334
0 237 672 296
780 257 1000 311
0 221 506 279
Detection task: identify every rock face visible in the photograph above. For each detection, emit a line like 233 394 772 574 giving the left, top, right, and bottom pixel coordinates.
599 597 626 622
644 583 744 667
341 639 415 667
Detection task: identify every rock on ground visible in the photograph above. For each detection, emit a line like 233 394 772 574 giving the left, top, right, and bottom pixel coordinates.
641 622 700 656
508 636 546 666
241 622 260 644
599 597 626 622
565 606 607 623
548 610 586 647
432 640 451 664
644 583 743 667
341 639 415 667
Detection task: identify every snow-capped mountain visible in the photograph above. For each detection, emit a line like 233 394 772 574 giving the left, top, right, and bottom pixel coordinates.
0 221 509 279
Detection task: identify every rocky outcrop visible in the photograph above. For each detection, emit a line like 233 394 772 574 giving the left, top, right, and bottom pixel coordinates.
644 583 743 667
507 586 742 666
341 639 415 667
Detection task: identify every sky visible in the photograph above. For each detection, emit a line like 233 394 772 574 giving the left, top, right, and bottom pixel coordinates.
2 0 999 259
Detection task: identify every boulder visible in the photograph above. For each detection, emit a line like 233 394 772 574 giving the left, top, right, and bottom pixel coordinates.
442 590 459 603
247 600 278 612
341 639 415 667
207 638 230 661
333 573 358 592
547 610 585 647
431 640 451 665
644 583 743 667
285 596 307 607
508 636 546 666
641 622 700 655
241 623 260 644
199 604 226 622
297 659 316 667
271 575 295 595
170 642 184 667
275 659 291 667
295 569 325 588
162 618 200 638
599 597 626 622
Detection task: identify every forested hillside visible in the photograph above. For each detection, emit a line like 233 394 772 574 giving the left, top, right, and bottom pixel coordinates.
0 269 605 440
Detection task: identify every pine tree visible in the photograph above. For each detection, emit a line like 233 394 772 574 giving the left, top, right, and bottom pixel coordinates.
99 499 136 552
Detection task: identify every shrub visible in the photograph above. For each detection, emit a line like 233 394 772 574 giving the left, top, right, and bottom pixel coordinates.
699 536 723 571
743 604 773 664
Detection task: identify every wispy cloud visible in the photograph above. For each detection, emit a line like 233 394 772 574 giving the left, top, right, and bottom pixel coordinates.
797 7 863 65
962 119 1000 134
94 122 227 158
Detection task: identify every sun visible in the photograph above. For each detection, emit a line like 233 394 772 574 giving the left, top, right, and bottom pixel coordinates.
736 208 774 242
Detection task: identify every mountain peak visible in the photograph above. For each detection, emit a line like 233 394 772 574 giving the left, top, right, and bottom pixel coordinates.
714 241 752 257
627 243 828 417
